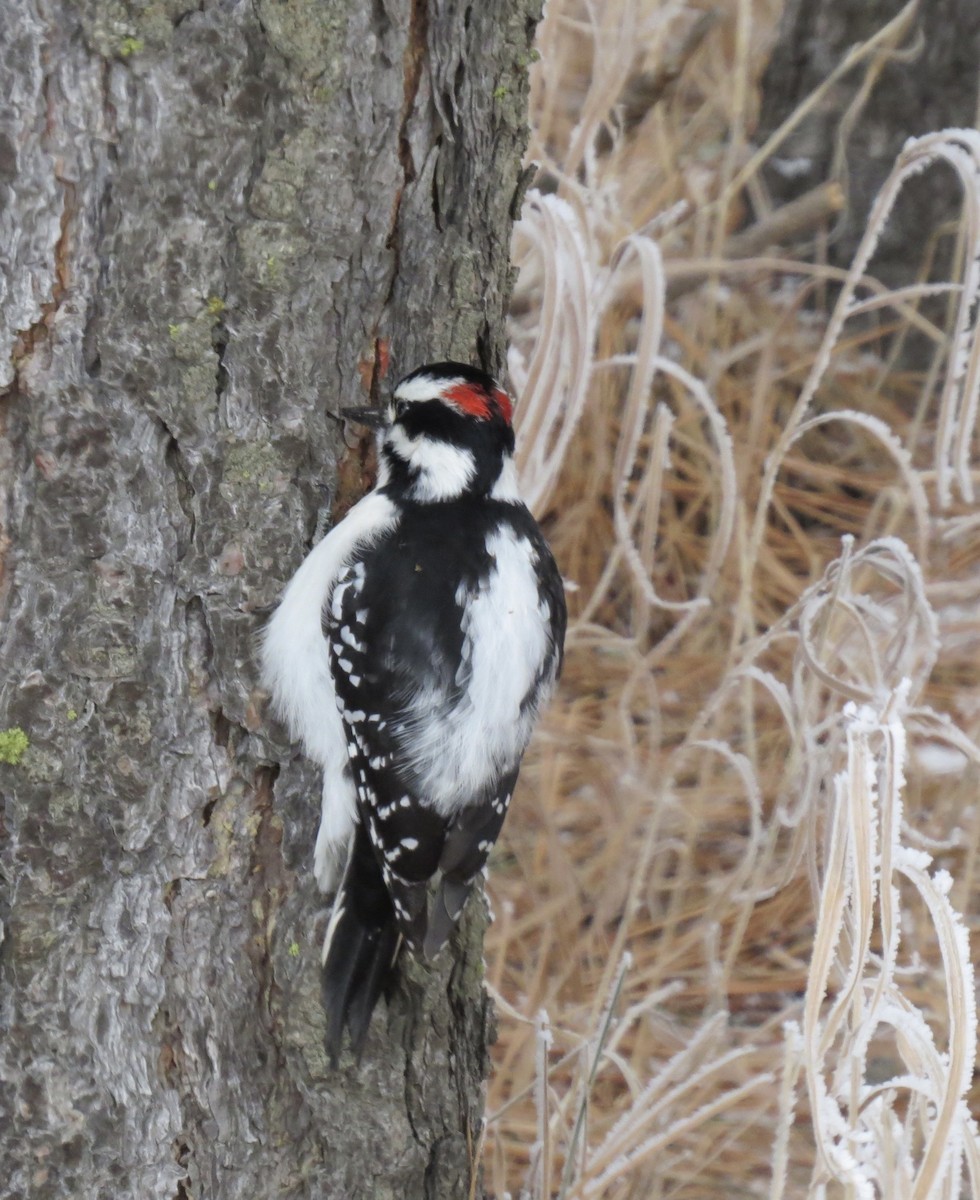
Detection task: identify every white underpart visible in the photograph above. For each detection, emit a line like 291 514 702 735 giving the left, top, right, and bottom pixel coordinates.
385 423 477 502
261 490 399 892
394 525 554 816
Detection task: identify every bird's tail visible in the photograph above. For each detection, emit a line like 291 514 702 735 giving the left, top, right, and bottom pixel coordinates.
321 822 400 1064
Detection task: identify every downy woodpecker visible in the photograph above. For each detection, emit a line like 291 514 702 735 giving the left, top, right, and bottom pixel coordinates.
262 361 566 1059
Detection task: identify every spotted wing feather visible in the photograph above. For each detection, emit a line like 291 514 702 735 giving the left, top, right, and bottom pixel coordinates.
423 766 519 958
323 541 461 948
320 500 565 1054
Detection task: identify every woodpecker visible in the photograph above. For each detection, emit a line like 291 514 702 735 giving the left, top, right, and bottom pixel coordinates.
261 361 566 1060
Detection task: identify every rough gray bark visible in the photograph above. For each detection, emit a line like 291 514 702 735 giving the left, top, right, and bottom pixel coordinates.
0 1 539 1196
757 0 980 286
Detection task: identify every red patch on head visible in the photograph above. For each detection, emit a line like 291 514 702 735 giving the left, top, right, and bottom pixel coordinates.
493 388 513 424
444 381 513 424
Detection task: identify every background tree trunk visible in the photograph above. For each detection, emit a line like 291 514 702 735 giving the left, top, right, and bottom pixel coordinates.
757 0 980 290
0 1 538 1195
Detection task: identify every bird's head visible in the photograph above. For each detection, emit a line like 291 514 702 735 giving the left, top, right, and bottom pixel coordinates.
346 362 519 503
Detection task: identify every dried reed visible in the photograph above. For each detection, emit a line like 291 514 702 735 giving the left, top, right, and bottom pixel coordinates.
487 2 980 1197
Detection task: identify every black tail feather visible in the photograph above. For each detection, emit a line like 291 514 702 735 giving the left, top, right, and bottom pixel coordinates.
345 918 399 1057
321 823 400 1064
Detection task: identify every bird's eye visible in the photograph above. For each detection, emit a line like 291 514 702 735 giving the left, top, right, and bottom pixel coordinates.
394 400 409 420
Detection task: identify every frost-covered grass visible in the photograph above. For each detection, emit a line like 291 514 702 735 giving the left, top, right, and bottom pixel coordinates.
486 2 980 1197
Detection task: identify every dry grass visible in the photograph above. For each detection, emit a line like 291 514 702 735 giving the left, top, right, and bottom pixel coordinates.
486 2 980 1197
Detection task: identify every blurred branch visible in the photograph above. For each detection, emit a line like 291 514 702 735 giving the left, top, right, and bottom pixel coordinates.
663 182 845 299
619 11 719 131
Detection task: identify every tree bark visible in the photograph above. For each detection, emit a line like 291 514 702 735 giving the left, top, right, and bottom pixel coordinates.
756 0 980 286
0 1 538 1196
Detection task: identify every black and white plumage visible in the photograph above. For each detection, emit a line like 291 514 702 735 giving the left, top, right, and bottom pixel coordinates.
261 361 566 1061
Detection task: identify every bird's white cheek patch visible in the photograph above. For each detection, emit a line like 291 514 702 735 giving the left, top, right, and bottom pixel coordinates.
385 425 476 502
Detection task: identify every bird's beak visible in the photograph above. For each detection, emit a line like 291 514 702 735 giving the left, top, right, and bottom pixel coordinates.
338 405 388 430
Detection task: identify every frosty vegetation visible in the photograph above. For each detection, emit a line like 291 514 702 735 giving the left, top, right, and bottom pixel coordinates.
485 3 980 1197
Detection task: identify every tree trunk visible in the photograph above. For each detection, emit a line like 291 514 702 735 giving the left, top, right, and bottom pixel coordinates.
756 0 980 287
0 2 538 1196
